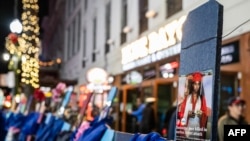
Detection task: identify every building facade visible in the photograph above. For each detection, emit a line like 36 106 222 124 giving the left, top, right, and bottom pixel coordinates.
42 0 250 132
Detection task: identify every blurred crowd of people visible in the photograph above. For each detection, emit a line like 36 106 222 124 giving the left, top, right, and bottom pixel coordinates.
128 95 248 140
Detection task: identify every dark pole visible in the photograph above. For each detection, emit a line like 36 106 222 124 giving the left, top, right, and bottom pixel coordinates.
14 0 18 18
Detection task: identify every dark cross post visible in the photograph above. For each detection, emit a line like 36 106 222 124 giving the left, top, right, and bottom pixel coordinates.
175 0 223 141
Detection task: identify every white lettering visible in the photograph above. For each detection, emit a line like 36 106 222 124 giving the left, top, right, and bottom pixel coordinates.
122 44 181 71
121 37 148 64
221 45 234 55
148 32 160 54
241 129 246 136
121 15 187 66
228 129 235 136
235 129 240 136
133 37 148 59
221 55 233 63
148 28 169 54
164 20 178 47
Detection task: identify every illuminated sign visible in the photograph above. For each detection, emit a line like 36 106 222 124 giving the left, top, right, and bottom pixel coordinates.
86 67 108 84
221 41 239 65
123 43 181 71
160 61 179 78
124 71 143 84
121 16 186 71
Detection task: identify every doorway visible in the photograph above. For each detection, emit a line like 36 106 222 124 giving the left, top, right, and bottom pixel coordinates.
124 86 154 133
219 72 239 117
156 84 173 133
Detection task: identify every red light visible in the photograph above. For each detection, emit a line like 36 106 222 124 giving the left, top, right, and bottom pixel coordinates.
170 62 179 68
6 95 11 100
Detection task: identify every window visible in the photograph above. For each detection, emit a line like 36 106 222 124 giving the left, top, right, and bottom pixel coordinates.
92 18 97 62
70 0 74 14
166 0 182 18
73 0 77 8
139 0 148 34
82 29 86 68
68 26 73 59
67 28 70 60
120 0 127 44
77 13 81 52
105 1 111 54
85 0 88 11
66 1 70 17
72 20 76 56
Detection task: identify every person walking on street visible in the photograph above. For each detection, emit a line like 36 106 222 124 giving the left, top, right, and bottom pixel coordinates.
128 98 146 132
218 96 248 141
139 97 156 134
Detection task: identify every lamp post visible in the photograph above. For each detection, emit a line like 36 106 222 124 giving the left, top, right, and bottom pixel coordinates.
8 17 23 96
7 0 22 111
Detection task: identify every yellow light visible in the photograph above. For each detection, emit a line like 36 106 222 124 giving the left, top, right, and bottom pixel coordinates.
56 58 61 64
19 0 40 88
4 101 11 108
17 69 21 74
15 94 21 103
21 79 25 82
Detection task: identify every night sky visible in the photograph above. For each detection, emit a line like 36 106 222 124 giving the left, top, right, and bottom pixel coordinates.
0 0 48 73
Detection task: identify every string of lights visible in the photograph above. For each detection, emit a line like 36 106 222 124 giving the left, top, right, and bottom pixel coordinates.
21 0 40 88
39 58 62 67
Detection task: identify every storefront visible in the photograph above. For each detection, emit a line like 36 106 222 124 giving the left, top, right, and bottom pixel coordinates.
116 14 250 132
220 33 250 121
118 57 180 133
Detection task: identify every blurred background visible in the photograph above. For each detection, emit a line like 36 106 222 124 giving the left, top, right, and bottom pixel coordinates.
0 0 249 135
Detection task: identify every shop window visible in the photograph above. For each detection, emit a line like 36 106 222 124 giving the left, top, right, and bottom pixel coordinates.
139 0 148 34
166 0 182 18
